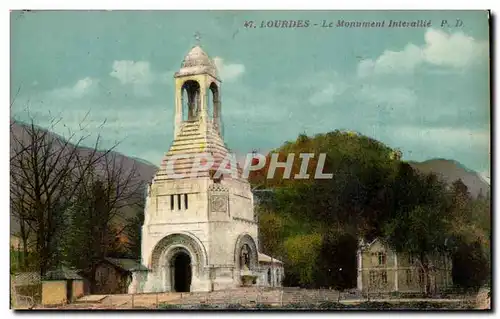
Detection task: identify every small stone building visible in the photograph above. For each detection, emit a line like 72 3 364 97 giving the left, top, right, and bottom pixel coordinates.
94 257 148 294
357 238 452 294
257 253 284 287
41 266 84 306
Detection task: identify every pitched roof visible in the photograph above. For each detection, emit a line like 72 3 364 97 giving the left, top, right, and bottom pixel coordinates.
258 252 283 264
43 266 83 281
12 272 41 286
104 257 149 272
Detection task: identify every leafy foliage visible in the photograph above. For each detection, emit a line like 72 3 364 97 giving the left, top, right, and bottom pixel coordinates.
252 131 491 290
284 233 322 286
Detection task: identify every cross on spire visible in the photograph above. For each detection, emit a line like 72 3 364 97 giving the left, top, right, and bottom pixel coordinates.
194 31 201 45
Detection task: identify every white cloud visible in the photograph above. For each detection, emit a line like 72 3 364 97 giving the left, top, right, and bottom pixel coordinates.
423 29 488 68
358 44 423 77
50 77 97 99
110 60 154 85
282 71 349 106
109 60 164 96
358 85 417 107
12 94 172 164
309 83 347 106
358 28 488 77
213 57 245 82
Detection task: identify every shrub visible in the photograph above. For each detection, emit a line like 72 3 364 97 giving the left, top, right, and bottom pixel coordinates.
197 303 214 309
357 301 394 309
317 301 349 309
226 303 245 309
282 302 309 309
158 303 180 309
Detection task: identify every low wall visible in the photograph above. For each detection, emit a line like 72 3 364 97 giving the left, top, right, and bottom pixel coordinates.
72 281 85 300
42 281 67 306
159 287 342 305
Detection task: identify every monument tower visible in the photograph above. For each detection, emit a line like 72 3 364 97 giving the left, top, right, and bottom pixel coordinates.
137 39 283 293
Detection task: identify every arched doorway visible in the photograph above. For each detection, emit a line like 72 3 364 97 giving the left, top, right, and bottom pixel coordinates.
171 251 192 292
149 233 208 293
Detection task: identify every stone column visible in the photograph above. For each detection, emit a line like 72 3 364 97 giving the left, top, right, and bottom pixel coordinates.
128 272 138 294
161 266 167 292
143 271 161 293
199 86 209 134
357 249 363 291
174 82 183 138
190 265 210 292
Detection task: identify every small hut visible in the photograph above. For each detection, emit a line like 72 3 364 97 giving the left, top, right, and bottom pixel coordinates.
94 257 148 294
42 266 84 306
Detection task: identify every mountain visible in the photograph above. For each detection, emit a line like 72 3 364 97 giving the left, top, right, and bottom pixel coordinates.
409 158 489 198
10 122 489 237
10 121 159 235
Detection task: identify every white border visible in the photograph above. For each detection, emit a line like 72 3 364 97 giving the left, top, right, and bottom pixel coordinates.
2 1 497 319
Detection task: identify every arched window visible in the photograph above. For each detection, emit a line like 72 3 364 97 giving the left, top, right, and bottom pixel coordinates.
207 85 214 120
208 82 221 132
181 80 201 121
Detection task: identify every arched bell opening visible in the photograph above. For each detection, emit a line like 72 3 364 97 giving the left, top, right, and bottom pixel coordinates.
181 80 201 122
208 82 221 133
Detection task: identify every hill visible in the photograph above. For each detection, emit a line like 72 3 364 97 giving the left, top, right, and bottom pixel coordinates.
10 121 158 235
409 159 489 198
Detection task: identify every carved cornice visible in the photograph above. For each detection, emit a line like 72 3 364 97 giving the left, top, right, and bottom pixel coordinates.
233 217 257 225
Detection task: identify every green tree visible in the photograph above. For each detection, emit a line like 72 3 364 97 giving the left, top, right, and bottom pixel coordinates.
252 131 402 288
284 233 322 287
447 182 491 289
314 230 358 290
124 198 145 260
258 208 286 259
384 169 451 295
63 155 145 292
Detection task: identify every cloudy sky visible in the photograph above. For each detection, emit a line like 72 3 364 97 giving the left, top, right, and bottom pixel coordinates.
10 10 490 178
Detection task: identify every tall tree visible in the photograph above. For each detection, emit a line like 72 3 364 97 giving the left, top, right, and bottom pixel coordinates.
284 233 322 287
124 195 146 261
384 169 451 295
63 154 145 292
314 230 358 290
447 181 491 289
10 114 111 276
10 192 34 271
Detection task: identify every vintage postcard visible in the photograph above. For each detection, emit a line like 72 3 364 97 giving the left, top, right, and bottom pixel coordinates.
10 10 491 310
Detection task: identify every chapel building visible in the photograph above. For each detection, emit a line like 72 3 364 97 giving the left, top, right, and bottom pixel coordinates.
131 43 284 293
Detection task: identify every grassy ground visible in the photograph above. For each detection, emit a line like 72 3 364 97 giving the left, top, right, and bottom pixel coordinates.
157 300 477 310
